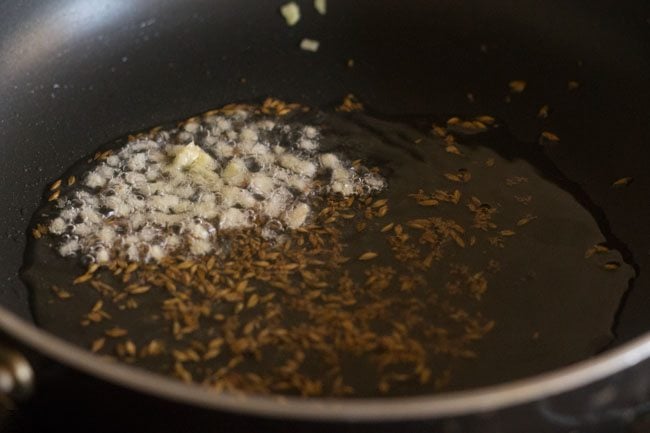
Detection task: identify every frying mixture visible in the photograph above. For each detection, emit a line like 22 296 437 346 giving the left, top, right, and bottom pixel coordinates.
21 98 635 397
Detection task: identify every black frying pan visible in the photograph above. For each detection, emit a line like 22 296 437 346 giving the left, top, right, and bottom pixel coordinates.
0 0 649 432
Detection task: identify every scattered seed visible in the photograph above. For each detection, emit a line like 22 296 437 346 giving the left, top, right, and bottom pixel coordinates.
105 327 128 338
51 285 72 299
247 294 260 308
73 273 93 284
358 252 378 261
540 131 560 142
509 80 527 93
516 215 537 226
612 177 633 187
91 338 106 353
537 105 550 119
47 190 61 202
127 285 151 295
50 179 62 191
445 145 462 155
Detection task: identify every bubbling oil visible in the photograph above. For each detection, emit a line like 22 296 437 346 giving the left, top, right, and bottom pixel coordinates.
22 101 635 397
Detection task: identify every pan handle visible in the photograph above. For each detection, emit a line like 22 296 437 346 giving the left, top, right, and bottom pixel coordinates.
0 343 33 401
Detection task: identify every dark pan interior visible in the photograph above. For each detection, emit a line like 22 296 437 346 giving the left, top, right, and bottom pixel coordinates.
0 0 649 356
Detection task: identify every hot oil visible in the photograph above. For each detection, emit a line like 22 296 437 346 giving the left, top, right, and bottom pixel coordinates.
22 104 636 397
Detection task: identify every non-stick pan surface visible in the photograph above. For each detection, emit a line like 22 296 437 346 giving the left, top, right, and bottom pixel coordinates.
0 0 649 431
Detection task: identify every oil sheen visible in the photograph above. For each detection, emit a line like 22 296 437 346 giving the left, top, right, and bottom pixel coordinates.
22 103 636 397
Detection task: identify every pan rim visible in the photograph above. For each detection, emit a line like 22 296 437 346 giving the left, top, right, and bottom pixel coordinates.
1 304 648 421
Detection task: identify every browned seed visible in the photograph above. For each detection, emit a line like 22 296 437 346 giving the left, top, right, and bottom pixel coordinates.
499 230 516 236
485 158 495 167
122 340 136 357
432 125 447 137
125 263 139 273
471 120 487 130
537 105 550 119
418 199 439 207
603 261 621 271
172 350 189 362
143 340 163 357
127 285 151 295
51 285 72 299
105 327 128 338
445 145 462 155
243 322 256 335
73 273 93 284
47 190 61 202
247 294 260 308
67 176 76 186
371 199 388 208
50 179 62 191
476 115 495 125
444 173 462 182
91 300 104 312
86 263 100 274
419 367 432 384
380 222 395 233
358 252 378 261
567 80 580 91
91 338 106 353
594 245 610 253
31 228 42 239
450 232 466 248
203 349 220 361
516 215 537 226
174 362 192 382
509 80 527 93
376 205 389 217
235 279 248 292
540 131 560 142
612 177 633 187
446 117 461 125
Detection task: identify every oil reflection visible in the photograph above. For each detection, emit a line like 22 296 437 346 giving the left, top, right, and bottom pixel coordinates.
1 0 132 74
